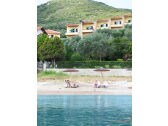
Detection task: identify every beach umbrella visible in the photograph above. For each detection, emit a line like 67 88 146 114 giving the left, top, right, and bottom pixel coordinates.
63 69 79 73
63 69 79 79
93 68 110 78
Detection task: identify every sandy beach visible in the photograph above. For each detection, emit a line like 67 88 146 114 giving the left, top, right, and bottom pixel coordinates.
37 80 132 95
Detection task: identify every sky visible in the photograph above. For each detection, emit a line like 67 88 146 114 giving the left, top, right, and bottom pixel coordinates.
37 0 132 9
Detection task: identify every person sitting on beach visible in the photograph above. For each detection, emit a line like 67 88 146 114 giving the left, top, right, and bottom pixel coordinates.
97 80 101 88
94 80 98 88
71 83 79 88
102 80 109 88
65 80 79 88
65 80 71 88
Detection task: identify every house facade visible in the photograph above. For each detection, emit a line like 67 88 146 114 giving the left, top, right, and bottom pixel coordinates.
45 29 60 38
65 24 80 37
65 14 132 38
37 26 61 38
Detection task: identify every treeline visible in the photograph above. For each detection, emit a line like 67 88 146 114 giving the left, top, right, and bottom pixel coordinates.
37 25 132 65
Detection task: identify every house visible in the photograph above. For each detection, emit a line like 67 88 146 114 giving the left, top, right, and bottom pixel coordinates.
123 14 132 25
96 19 111 30
111 16 124 29
81 20 95 37
65 24 80 38
37 26 61 38
45 29 61 38
65 14 132 38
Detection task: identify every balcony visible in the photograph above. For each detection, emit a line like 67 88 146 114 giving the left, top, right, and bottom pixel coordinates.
65 32 79 36
111 24 124 28
82 29 94 33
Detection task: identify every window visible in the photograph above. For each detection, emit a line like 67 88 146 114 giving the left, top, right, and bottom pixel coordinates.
101 24 108 27
114 21 122 25
86 26 93 30
51 35 54 38
70 28 78 33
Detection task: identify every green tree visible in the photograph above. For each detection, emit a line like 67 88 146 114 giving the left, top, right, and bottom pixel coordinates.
124 24 132 41
37 33 47 61
77 33 109 61
96 29 113 38
71 53 83 61
62 36 81 61
38 36 65 64
108 37 131 60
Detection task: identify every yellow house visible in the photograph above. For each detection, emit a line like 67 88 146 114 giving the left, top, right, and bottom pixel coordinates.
65 24 80 38
81 20 95 37
65 14 132 38
45 29 61 38
96 19 110 30
111 16 124 29
123 14 132 25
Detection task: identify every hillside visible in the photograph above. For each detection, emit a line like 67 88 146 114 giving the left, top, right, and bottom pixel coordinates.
37 0 131 32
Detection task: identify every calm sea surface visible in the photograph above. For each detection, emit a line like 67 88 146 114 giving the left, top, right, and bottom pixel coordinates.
38 95 132 126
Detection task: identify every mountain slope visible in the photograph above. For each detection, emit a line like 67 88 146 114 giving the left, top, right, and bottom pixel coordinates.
37 0 131 31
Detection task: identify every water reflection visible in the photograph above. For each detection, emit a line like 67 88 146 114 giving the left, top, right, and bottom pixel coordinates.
38 95 132 126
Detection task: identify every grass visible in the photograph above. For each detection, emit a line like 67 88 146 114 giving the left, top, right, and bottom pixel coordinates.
37 71 132 82
37 71 69 81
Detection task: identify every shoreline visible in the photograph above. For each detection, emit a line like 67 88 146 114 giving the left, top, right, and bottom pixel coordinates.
37 81 132 95
37 92 132 95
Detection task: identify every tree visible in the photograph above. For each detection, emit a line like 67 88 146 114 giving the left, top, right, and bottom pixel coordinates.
124 25 132 41
71 53 83 61
38 36 65 65
77 33 109 61
96 29 113 38
62 36 81 61
108 37 132 60
37 33 47 61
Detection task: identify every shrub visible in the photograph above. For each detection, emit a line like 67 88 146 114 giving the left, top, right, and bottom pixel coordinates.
113 65 122 69
117 59 124 61
71 53 83 61
56 61 132 68
95 66 102 68
104 64 110 68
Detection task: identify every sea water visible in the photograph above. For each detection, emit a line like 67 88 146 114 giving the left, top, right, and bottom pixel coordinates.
38 95 132 126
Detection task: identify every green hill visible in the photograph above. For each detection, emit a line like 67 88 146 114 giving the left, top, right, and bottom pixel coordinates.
37 0 131 32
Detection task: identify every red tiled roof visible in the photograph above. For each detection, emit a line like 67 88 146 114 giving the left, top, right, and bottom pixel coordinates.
66 24 79 27
111 16 123 20
97 19 109 22
123 13 132 17
45 29 60 35
81 20 94 24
